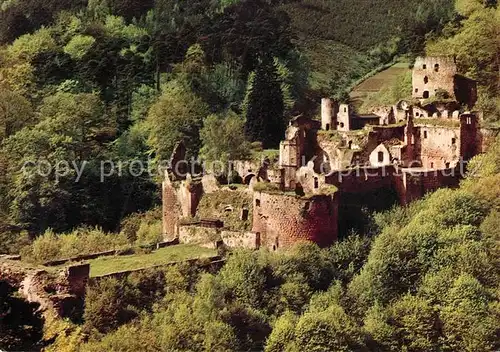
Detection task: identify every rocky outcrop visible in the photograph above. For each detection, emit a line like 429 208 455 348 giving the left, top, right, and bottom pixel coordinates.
0 257 89 320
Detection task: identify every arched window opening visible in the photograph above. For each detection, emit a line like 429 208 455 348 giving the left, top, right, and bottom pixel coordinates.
424 131 428 139
325 123 330 131
434 63 440 72
423 64 427 69
423 91 430 99
424 76 429 84
314 177 319 189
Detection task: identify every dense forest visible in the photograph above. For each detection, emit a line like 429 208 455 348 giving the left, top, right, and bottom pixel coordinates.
0 0 499 350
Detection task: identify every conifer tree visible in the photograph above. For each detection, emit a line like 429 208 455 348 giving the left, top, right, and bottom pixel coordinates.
244 56 285 149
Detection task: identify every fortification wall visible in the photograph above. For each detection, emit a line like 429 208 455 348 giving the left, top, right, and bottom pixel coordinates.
221 231 259 249
252 192 338 249
326 167 394 194
178 225 220 248
396 168 460 204
162 178 204 240
416 125 460 169
0 259 89 319
162 180 182 240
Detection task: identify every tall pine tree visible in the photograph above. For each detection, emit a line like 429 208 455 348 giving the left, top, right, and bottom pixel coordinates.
244 56 285 149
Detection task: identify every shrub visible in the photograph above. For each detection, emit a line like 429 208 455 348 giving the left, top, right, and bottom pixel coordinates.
120 207 162 243
21 228 130 263
135 221 163 246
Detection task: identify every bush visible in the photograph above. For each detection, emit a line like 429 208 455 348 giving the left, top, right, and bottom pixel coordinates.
120 207 162 243
21 228 130 263
135 221 163 246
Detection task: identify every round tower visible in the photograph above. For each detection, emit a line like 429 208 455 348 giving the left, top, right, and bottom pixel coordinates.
321 98 334 131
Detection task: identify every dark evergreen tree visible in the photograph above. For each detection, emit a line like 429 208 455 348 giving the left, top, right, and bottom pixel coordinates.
244 57 285 149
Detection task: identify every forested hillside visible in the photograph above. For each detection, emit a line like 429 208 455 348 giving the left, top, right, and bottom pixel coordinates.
0 0 499 350
26 136 499 352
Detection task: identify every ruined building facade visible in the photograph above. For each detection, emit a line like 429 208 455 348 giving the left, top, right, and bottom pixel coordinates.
162 56 496 251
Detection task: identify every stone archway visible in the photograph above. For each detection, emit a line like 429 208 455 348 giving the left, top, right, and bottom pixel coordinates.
243 173 256 185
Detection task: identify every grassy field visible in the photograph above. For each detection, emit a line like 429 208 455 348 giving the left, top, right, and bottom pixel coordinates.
350 62 411 108
299 39 375 91
88 244 217 277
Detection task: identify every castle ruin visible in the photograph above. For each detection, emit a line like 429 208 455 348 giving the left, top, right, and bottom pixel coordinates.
162 56 496 251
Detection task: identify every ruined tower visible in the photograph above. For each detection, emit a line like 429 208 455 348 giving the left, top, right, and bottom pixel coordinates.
412 57 457 101
337 104 351 131
321 98 335 131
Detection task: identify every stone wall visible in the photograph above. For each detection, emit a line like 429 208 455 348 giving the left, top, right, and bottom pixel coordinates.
416 124 460 169
162 175 204 240
221 231 260 249
252 191 338 250
162 179 182 240
178 225 220 247
0 259 89 320
395 168 460 204
412 57 457 100
326 166 394 194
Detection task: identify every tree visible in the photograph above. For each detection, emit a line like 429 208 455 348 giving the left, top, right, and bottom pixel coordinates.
293 304 366 351
0 86 35 142
146 80 208 161
1 92 118 232
64 35 96 60
200 111 251 171
244 56 285 149
366 295 440 351
440 274 499 351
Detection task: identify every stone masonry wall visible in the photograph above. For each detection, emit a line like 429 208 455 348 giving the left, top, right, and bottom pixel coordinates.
178 225 220 247
252 192 338 250
412 57 457 100
162 181 182 240
416 125 460 169
395 168 460 204
221 231 260 249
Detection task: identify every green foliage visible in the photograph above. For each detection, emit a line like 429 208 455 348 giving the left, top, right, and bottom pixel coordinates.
292 304 366 351
244 57 285 148
200 111 251 167
0 86 35 142
63 35 95 60
366 295 440 351
119 207 161 242
146 80 209 160
21 228 129 263
6 27 56 62
359 70 412 113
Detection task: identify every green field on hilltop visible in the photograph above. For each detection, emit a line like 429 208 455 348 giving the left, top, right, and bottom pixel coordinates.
88 244 217 278
350 62 411 108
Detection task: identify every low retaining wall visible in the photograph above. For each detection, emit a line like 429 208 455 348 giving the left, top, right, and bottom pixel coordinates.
42 239 180 267
221 231 259 249
89 255 224 282
179 225 260 250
